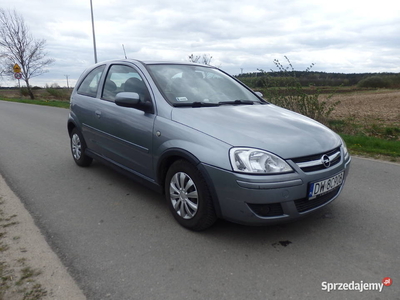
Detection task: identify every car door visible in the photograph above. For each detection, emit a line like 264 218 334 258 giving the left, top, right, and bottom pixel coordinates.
73 64 106 155
94 64 156 179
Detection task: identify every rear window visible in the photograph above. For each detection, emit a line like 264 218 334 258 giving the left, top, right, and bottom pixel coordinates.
77 65 105 97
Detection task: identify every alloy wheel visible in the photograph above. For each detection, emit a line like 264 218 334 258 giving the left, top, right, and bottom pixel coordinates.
169 172 199 219
71 133 82 160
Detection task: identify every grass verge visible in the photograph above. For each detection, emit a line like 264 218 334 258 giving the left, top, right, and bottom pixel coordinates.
0 97 70 109
328 116 400 162
340 134 400 162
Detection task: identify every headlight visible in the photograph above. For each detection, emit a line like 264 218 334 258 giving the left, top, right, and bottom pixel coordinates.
341 138 349 160
229 148 293 174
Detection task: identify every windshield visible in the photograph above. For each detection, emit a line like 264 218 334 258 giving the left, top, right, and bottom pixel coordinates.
146 64 264 106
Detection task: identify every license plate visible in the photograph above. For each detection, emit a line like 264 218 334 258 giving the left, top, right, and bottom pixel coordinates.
308 172 344 200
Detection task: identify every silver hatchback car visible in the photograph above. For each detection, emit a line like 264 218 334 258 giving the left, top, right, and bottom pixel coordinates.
68 59 351 230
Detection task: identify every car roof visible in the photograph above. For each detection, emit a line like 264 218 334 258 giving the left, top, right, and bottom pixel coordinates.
93 59 214 68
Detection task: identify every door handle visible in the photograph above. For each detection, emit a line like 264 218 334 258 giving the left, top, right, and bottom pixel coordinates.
95 110 101 118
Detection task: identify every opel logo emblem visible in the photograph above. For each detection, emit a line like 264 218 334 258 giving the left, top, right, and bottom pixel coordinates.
321 154 331 168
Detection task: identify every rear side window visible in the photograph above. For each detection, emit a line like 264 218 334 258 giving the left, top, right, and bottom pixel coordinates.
77 65 105 97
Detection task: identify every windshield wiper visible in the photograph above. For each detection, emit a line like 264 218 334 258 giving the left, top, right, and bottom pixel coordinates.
218 100 255 105
173 101 220 107
173 99 262 107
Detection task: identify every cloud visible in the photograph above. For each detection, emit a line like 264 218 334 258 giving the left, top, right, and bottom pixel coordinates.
1 0 399 87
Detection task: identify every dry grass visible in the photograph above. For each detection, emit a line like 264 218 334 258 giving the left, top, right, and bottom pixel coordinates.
326 89 400 126
0 88 71 101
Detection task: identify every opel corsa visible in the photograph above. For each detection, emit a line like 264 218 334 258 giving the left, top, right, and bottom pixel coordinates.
67 59 351 230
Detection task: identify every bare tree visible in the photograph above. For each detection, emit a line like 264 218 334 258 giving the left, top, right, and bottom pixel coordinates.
0 9 54 99
188 53 213 65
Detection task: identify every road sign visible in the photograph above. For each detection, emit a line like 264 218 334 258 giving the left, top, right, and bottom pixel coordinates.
14 73 22 80
13 63 21 73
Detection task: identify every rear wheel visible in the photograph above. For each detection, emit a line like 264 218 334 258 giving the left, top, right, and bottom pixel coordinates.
165 160 217 231
70 128 93 167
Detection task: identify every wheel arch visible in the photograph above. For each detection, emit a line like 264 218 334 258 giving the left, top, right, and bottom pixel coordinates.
156 148 200 191
67 120 76 137
156 148 222 218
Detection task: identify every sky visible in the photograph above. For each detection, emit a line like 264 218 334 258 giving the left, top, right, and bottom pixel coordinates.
1 0 400 87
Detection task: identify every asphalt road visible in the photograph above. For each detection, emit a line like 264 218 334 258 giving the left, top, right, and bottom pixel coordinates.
0 100 399 300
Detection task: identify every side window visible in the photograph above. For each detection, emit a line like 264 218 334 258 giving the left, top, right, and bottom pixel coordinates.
102 64 151 102
77 65 105 97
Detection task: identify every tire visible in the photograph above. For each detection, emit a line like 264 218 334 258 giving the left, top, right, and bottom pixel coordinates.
70 128 93 167
165 160 217 231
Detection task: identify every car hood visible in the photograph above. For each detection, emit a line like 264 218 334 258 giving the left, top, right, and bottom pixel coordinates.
171 104 341 159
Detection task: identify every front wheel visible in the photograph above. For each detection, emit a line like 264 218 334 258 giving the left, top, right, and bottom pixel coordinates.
70 128 93 167
165 160 217 231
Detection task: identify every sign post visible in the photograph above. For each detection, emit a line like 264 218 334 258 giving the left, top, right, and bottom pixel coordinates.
13 63 22 87
13 63 21 73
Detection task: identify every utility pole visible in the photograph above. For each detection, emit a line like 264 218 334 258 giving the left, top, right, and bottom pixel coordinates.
90 0 98 63
122 44 127 59
65 75 70 89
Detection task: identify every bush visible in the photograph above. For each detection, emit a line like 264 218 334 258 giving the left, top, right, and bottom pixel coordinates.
357 76 391 88
388 74 400 88
45 87 68 100
260 57 340 124
20 87 30 97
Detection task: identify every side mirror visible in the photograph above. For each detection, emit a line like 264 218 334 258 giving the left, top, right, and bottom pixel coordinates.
115 92 140 107
254 91 263 98
115 92 153 113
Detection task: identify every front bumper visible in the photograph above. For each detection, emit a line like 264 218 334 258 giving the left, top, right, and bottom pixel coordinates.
203 157 351 226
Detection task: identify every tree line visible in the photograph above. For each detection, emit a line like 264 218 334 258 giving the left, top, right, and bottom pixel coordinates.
236 71 400 88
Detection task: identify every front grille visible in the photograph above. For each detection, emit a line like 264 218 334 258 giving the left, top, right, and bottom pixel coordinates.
294 186 341 213
247 203 284 217
291 147 341 172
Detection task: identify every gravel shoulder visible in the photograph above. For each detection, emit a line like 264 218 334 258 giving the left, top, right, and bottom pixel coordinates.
0 174 86 300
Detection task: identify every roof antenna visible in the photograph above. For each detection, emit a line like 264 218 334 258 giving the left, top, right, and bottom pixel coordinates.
122 44 127 59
